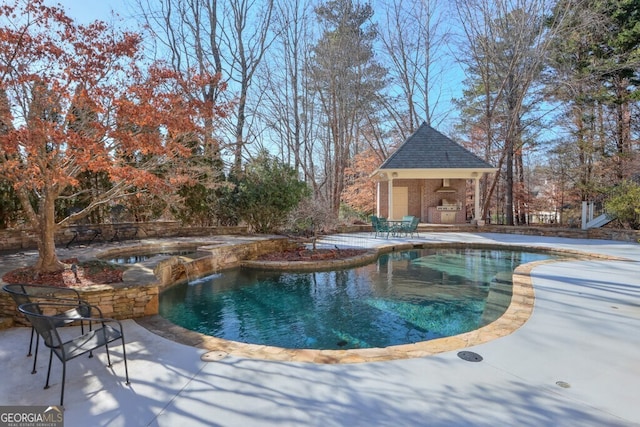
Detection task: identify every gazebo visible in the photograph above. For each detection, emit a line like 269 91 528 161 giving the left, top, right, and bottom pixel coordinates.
371 123 496 224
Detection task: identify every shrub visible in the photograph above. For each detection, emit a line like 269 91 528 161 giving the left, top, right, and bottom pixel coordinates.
238 151 310 233
605 180 640 229
286 197 338 237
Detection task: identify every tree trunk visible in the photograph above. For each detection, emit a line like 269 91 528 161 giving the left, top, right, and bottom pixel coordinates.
504 72 517 227
34 189 65 272
505 135 514 226
515 148 526 225
233 99 246 176
614 77 632 181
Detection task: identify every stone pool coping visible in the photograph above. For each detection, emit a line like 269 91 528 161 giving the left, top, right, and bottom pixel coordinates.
241 249 378 271
138 242 626 364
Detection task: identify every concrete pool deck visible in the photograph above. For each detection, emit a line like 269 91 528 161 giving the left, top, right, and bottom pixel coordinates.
0 232 639 426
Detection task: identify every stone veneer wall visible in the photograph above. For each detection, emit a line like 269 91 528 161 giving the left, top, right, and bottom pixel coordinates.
0 284 161 328
0 237 294 326
482 225 640 242
152 238 298 289
0 221 248 252
0 285 161 329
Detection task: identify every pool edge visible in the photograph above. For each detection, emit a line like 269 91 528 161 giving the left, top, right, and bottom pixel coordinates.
136 254 584 364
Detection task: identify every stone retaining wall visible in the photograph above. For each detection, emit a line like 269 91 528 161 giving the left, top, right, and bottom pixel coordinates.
2 222 638 253
0 222 248 252
152 238 297 289
0 281 161 328
0 237 294 326
482 225 640 242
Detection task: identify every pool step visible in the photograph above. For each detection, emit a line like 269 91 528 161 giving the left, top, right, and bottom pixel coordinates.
481 278 512 324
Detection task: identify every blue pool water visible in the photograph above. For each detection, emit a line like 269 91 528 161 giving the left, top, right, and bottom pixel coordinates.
159 248 553 350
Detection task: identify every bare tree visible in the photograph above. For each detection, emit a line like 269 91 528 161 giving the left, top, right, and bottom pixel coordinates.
378 0 451 132
223 0 275 174
307 0 387 216
133 0 275 175
454 0 571 225
254 0 316 180
135 0 225 161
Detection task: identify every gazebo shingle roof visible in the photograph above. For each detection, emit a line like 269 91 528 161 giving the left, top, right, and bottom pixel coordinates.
379 122 494 170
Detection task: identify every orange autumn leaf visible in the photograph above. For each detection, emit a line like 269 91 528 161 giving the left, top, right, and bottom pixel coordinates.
0 0 226 272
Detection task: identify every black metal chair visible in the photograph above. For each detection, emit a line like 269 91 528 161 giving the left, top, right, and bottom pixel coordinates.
2 284 91 374
18 302 130 407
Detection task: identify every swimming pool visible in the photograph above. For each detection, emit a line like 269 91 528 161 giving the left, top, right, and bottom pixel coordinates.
159 248 553 350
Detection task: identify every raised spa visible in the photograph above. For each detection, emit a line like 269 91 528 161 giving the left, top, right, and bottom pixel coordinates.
106 249 202 264
159 247 554 350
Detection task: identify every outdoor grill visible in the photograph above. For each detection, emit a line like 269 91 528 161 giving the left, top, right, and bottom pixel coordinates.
436 198 460 211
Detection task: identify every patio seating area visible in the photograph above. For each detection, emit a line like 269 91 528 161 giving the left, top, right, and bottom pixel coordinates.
370 215 419 238
19 302 130 407
0 232 638 426
2 284 92 375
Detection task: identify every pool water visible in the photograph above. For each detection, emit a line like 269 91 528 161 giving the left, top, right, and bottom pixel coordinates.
159 248 552 350
107 250 201 264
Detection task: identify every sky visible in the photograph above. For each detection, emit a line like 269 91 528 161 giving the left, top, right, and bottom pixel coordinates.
51 0 465 132
51 0 133 24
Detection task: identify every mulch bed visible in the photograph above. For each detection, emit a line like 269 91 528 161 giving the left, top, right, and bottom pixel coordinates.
2 258 125 288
